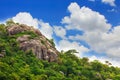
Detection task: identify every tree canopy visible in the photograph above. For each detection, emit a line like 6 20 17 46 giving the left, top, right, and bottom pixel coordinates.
0 22 120 80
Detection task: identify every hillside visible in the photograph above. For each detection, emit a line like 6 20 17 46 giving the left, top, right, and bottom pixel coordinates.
0 20 120 80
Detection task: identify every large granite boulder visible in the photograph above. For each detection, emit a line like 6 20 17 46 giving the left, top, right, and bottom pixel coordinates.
6 24 59 62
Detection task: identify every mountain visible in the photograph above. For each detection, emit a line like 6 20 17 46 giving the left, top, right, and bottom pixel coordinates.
6 22 59 62
0 20 120 80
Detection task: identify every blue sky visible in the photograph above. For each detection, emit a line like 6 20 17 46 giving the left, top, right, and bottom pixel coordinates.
0 0 120 25
0 0 120 67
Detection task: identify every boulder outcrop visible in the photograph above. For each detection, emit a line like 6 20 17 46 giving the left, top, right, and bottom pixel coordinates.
7 24 59 62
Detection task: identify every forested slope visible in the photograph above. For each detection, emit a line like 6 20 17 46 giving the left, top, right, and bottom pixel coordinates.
0 21 120 80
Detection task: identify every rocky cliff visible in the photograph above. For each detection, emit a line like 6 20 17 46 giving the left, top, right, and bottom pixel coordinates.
5 23 59 62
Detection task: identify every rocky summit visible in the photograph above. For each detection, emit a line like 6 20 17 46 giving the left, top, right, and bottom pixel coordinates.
3 23 59 62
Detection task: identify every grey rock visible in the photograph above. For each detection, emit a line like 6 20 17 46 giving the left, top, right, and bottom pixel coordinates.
9 24 59 62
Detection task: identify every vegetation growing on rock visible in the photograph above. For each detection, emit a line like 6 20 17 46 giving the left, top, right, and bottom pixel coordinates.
0 21 120 80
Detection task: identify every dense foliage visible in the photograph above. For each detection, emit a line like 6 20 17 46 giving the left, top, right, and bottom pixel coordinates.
0 22 120 80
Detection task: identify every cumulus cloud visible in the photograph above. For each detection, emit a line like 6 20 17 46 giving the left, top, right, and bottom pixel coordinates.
62 2 111 32
69 34 83 41
38 20 53 39
12 12 89 57
3 3 120 67
56 39 89 57
101 26 120 56
81 26 120 57
12 12 39 28
12 12 53 39
102 0 116 6
54 26 66 39
63 2 120 58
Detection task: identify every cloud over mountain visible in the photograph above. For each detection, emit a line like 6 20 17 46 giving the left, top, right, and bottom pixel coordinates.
6 2 120 67
62 2 120 58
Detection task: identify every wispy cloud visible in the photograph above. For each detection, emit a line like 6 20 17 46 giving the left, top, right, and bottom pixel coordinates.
102 0 116 6
107 8 117 12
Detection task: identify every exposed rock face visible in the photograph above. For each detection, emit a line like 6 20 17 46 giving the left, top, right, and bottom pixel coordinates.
7 24 42 36
7 24 59 62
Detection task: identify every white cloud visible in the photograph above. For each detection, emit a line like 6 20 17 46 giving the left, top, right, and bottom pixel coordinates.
12 12 89 56
12 12 39 28
89 55 120 67
54 26 66 39
69 34 83 41
12 12 53 39
69 27 120 58
56 39 89 57
101 26 120 56
102 0 116 6
107 9 117 12
63 2 120 58
39 20 53 39
1 3 120 67
62 2 111 32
